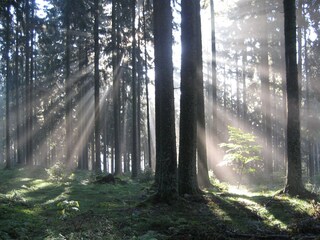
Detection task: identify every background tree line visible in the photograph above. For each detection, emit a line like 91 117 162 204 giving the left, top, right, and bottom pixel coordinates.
0 0 319 198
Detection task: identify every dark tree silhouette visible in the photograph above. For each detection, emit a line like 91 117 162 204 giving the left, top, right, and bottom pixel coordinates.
5 3 11 168
131 0 139 178
94 0 101 173
112 0 121 175
283 0 305 195
178 0 200 195
153 0 178 201
64 0 72 166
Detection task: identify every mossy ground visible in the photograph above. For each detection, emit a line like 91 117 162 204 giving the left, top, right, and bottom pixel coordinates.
0 167 319 239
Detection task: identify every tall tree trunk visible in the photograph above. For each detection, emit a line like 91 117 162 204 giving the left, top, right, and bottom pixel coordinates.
143 0 152 169
65 2 72 166
112 0 121 175
153 0 178 201
131 0 139 178
283 0 305 195
5 4 11 169
77 38 85 169
303 14 314 182
196 2 210 188
15 15 22 165
210 0 217 141
179 0 200 195
280 17 288 172
94 0 101 173
137 12 142 171
25 0 32 166
29 0 35 165
82 41 90 170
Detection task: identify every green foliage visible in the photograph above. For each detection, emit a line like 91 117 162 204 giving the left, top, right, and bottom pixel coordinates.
209 173 229 192
1 167 319 239
219 126 262 185
57 200 80 219
46 161 71 182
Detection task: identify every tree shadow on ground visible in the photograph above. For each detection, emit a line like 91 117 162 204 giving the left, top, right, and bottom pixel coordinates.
214 191 320 237
129 188 320 239
129 192 287 239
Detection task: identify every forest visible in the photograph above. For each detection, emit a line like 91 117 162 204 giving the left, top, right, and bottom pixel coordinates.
1 0 320 239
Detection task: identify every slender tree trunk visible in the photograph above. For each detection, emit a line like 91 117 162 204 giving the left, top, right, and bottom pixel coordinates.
15 16 22 165
83 41 90 170
280 18 288 172
303 16 314 182
120 79 127 172
112 0 121 175
5 5 11 169
25 0 33 166
77 38 85 169
137 13 142 171
131 0 139 178
94 0 101 173
143 0 152 169
29 0 35 164
196 2 210 188
65 2 72 166
210 0 217 141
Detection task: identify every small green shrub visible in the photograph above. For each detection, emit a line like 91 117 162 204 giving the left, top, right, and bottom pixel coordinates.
219 126 262 186
46 161 70 182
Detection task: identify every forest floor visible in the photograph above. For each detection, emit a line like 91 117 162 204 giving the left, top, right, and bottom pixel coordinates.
1 167 320 240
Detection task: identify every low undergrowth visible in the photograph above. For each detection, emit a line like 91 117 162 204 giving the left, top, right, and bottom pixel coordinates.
0 167 319 239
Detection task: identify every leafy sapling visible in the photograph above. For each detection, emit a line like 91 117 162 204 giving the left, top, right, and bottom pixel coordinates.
219 126 262 187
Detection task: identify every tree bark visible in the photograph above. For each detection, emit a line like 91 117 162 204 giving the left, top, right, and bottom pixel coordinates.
196 1 210 188
94 0 101 173
14 14 22 165
179 0 200 196
143 0 152 169
112 0 122 175
283 0 305 195
132 0 139 178
5 4 12 169
210 0 217 140
25 0 33 166
65 1 72 166
153 0 178 201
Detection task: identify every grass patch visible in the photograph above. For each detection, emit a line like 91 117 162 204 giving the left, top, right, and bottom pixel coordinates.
0 167 319 239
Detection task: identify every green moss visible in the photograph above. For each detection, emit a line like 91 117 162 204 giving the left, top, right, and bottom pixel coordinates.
0 167 319 239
